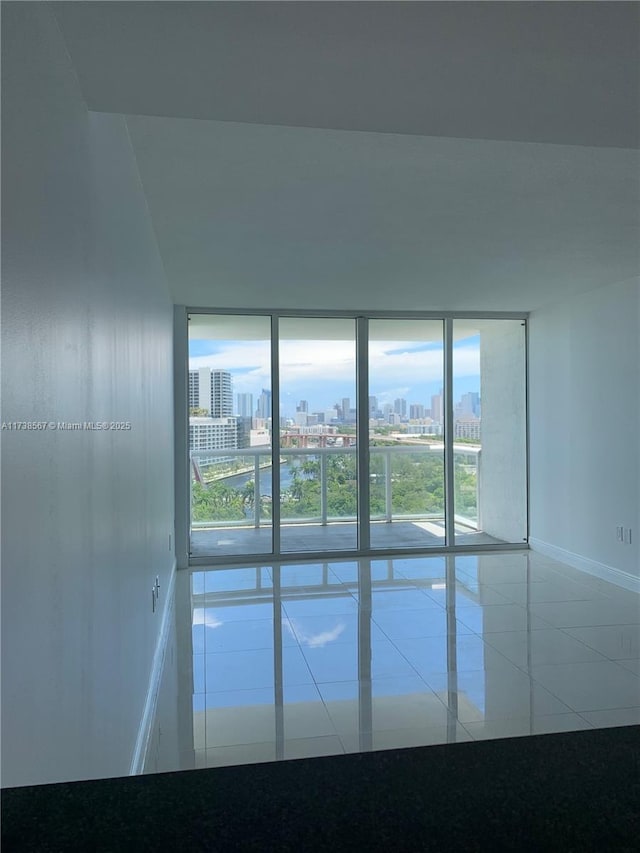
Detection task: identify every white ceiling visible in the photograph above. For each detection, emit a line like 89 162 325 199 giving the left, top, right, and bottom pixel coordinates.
126 116 638 312
54 2 640 148
53 2 640 312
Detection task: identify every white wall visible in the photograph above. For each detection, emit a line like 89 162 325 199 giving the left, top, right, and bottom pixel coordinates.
477 321 528 543
1 5 174 786
528 277 640 578
143 570 195 774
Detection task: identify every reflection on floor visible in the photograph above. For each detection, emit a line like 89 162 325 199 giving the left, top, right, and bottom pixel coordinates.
190 520 502 557
148 551 640 775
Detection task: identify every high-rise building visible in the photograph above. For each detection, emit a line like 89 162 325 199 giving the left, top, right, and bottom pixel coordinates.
188 370 200 411
394 397 407 417
431 390 444 424
256 388 272 420
210 370 233 417
236 416 252 449
325 407 339 423
341 397 350 422
460 391 480 417
297 400 308 413
369 396 378 416
410 403 425 419
236 393 254 418
188 368 233 417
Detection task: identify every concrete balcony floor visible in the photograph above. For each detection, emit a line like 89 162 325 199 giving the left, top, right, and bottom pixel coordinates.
190 520 504 558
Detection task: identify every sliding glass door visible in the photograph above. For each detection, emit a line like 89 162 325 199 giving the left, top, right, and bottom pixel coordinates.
188 314 273 559
279 318 358 553
185 312 527 562
368 320 446 550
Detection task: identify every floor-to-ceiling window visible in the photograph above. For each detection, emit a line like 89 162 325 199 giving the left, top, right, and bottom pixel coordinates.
183 312 527 563
368 319 446 551
188 313 273 559
279 317 359 554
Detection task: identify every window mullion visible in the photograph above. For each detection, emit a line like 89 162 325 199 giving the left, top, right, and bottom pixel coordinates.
356 316 370 552
444 318 456 546
271 315 281 556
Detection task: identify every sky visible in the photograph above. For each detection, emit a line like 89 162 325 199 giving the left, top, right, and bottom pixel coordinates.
189 336 480 417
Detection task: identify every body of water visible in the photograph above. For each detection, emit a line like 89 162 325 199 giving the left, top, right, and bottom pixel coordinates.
220 462 294 497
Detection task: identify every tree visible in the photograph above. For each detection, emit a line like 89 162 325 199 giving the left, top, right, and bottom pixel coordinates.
192 448 477 528
191 480 245 522
300 458 320 478
241 479 255 507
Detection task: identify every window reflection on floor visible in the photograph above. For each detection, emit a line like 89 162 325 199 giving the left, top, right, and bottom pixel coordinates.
145 551 640 774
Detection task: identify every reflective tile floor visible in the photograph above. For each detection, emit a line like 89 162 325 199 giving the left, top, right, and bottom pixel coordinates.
153 551 640 773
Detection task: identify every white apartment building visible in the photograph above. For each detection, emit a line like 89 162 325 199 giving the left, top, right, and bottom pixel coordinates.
188 368 233 417
407 423 443 436
189 416 238 458
455 417 482 440
286 424 338 436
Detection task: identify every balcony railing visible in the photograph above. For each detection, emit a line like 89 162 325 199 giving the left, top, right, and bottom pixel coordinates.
190 443 481 532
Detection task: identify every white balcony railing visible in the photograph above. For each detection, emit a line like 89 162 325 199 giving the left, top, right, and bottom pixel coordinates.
190 443 481 531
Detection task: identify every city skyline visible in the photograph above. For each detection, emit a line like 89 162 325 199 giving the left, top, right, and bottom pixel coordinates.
189 336 481 418
189 367 480 428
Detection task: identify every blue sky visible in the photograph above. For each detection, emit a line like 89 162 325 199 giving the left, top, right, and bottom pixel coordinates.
189 336 480 417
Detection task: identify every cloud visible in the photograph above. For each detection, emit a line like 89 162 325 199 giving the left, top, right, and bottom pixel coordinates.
287 617 346 648
193 608 223 629
375 387 411 405
452 344 481 378
188 334 480 407
384 342 442 356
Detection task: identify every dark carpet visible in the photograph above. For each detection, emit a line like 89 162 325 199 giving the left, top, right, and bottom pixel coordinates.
2 726 639 852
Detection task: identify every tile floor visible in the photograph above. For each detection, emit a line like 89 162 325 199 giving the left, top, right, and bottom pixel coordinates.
173 551 640 771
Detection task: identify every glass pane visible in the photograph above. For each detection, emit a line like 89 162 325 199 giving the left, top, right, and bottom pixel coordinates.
279 318 357 553
188 314 273 557
452 319 527 545
368 320 445 550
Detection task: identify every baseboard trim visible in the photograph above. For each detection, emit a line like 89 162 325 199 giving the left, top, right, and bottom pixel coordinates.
130 559 177 776
529 538 640 594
